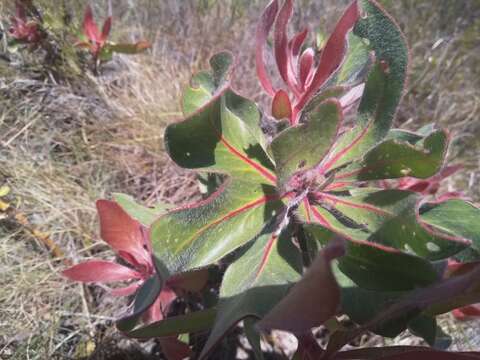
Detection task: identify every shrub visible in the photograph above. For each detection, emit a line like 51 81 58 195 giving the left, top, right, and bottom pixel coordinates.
63 0 480 358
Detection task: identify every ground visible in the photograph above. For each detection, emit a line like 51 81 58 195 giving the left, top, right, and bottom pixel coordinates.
0 0 479 359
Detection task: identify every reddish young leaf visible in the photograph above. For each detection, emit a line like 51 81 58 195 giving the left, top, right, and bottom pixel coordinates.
255 0 279 97
274 0 299 95
289 28 309 59
452 304 480 320
62 260 141 283
15 1 26 20
399 165 462 195
299 47 315 89
295 0 359 115
101 16 112 43
96 200 151 267
110 282 141 297
272 89 292 120
143 287 177 323
257 237 345 333
83 5 100 43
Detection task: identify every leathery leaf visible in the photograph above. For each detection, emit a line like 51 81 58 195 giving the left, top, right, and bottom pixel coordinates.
151 52 283 273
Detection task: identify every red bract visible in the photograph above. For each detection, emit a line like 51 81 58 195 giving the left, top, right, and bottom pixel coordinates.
256 0 361 124
76 5 112 60
9 1 42 44
63 200 205 359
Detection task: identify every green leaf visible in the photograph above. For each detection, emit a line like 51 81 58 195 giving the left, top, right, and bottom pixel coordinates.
337 129 448 181
125 307 217 338
182 51 234 115
301 86 346 117
270 99 342 189
385 128 424 144
324 0 409 171
113 193 169 226
340 264 480 340
199 227 302 359
420 199 480 256
342 287 416 338
336 32 372 86
308 189 469 261
335 267 415 338
151 52 281 274
355 0 409 131
98 46 113 62
244 318 265 360
117 275 163 333
304 225 439 291
109 40 150 54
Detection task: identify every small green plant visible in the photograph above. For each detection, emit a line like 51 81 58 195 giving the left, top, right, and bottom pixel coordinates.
63 0 480 359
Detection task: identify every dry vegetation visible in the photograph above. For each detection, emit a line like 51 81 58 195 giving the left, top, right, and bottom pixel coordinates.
0 0 479 359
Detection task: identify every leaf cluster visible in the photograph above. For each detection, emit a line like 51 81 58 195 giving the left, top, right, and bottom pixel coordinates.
65 0 480 358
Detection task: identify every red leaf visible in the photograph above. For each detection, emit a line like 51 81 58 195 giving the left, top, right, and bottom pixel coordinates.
110 282 141 297
257 237 345 333
299 47 315 89
274 0 299 95
96 200 151 267
255 0 279 97
397 165 461 195
15 1 26 21
159 337 192 360
83 5 100 42
296 0 359 113
143 287 177 323
453 304 480 320
289 28 309 59
271 89 292 120
62 260 141 283
101 16 112 43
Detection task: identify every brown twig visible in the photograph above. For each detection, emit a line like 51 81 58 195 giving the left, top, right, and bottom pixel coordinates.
8 209 72 266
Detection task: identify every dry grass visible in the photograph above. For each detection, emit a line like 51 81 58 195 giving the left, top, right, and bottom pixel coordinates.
0 0 479 358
